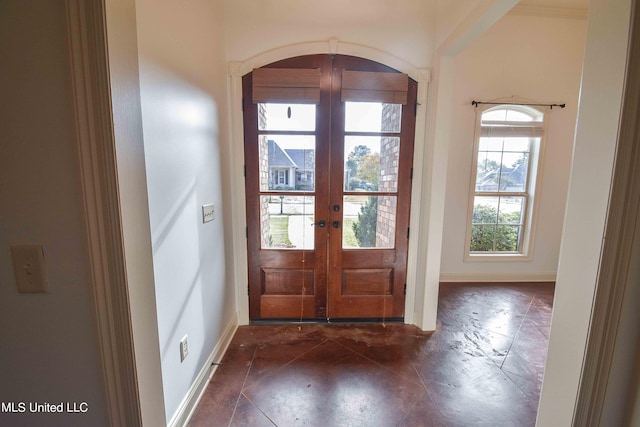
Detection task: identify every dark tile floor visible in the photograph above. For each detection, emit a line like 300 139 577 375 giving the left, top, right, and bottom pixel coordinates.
189 282 554 427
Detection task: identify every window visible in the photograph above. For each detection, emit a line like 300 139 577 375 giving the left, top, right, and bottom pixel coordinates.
467 105 545 257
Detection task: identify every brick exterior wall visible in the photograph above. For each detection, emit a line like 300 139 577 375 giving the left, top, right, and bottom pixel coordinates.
376 103 401 247
258 103 271 248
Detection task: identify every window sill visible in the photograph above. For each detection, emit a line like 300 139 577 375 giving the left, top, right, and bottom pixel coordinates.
464 252 533 262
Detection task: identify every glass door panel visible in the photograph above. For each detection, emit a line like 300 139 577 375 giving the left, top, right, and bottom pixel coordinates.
345 102 402 132
259 135 315 192
259 103 316 131
260 195 315 250
342 195 396 249
344 136 399 192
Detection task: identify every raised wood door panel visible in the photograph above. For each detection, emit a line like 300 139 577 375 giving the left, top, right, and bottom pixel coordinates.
244 55 417 321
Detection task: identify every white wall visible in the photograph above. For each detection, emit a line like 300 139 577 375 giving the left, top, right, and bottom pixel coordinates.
440 14 587 281
0 1 108 425
104 0 166 423
537 0 632 424
224 0 436 66
435 0 485 47
134 0 235 422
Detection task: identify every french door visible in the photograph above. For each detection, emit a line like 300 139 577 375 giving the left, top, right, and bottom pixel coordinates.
243 55 417 321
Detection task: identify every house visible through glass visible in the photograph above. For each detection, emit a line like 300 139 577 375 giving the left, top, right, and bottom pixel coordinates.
258 103 316 250
260 135 315 191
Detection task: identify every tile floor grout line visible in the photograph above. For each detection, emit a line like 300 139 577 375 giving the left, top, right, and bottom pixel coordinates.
277 335 329 368
443 312 508 373
227 344 260 427
443 295 538 388
327 334 444 425
501 369 540 404
240 392 279 427
241 337 330 394
499 296 535 370
409 359 451 427
329 336 426 387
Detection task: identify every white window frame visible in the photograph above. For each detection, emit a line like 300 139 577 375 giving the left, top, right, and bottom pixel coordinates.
464 104 548 261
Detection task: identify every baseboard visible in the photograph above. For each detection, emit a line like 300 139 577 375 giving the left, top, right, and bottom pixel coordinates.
439 272 556 283
167 314 238 427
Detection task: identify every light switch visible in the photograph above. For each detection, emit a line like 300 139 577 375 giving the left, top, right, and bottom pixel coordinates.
202 204 215 223
11 245 49 293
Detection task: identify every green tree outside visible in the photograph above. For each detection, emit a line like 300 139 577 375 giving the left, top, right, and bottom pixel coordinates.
359 154 380 190
470 204 520 252
346 145 380 190
353 196 378 247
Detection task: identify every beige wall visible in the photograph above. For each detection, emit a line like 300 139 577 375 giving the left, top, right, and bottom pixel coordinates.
134 0 234 422
440 14 587 280
224 0 436 67
435 0 486 47
0 1 108 425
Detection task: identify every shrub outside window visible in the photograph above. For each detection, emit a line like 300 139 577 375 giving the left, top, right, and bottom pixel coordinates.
467 105 545 257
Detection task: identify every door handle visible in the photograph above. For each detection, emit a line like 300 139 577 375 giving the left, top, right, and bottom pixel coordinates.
332 221 340 229
314 220 326 228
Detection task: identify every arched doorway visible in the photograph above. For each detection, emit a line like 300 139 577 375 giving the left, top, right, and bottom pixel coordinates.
243 55 417 321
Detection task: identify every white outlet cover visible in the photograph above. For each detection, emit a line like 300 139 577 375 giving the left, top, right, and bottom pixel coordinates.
180 335 189 362
11 245 49 293
202 204 215 223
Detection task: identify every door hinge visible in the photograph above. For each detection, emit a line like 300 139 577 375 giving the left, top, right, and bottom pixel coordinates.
404 283 407 295
245 226 248 238
247 284 250 296
407 228 410 239
244 164 246 177
414 102 418 116
241 97 244 113
410 168 413 180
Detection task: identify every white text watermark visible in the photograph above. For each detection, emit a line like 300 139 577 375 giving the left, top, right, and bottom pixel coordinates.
2 402 89 414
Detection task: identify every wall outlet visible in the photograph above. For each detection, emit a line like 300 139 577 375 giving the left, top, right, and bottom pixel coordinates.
202 204 215 223
11 245 49 293
180 335 189 362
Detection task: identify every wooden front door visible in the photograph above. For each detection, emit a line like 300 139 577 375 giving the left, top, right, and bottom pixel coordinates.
243 55 417 321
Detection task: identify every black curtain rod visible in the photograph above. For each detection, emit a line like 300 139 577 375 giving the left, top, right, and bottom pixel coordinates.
471 100 566 109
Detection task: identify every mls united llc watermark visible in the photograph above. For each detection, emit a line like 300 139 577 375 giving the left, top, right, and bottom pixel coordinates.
2 402 89 414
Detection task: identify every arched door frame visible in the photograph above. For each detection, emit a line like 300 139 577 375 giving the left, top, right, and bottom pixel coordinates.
226 40 434 329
